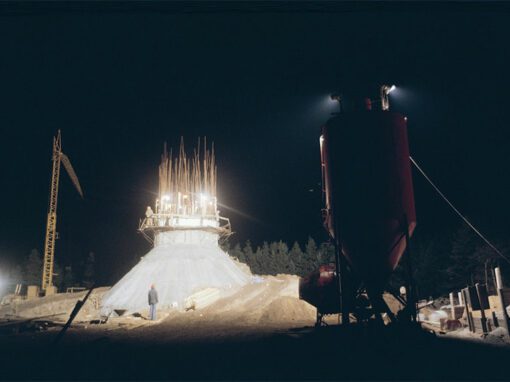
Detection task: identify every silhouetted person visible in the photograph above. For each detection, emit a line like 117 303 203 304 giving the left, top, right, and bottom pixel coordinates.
148 284 158 320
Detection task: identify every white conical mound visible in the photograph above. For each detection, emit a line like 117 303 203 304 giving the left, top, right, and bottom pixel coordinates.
101 230 249 315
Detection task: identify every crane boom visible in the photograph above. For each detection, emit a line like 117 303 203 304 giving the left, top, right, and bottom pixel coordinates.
41 131 84 293
61 153 84 198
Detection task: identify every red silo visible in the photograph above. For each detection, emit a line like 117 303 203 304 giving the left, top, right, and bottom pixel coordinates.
320 111 416 291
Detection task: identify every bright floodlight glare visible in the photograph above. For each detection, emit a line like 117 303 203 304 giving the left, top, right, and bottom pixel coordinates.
381 84 396 111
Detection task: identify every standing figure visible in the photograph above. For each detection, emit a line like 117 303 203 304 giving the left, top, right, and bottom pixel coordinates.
145 206 154 226
148 284 158 320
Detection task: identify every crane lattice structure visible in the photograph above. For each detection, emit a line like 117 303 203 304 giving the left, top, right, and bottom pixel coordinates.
42 130 84 293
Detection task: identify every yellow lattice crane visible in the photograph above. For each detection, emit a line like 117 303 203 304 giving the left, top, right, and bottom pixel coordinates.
42 130 84 295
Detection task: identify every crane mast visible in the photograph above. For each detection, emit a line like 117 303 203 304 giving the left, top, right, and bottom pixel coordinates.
42 132 62 293
41 131 83 294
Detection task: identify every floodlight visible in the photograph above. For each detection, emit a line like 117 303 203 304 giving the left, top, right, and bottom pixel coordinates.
380 84 396 111
330 93 341 102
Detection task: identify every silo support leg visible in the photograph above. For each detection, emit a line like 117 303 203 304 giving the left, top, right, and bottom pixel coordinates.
403 227 417 322
367 288 396 324
339 255 351 326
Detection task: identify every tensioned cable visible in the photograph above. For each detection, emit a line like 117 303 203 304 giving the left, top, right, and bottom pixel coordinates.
409 156 510 265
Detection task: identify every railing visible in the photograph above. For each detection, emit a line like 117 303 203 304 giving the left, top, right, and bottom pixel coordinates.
138 213 232 244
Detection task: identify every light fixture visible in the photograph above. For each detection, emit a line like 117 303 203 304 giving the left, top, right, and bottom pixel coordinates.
329 93 343 113
380 84 396 111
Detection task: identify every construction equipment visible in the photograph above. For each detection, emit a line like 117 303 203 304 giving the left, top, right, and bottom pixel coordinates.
41 130 84 294
307 85 417 325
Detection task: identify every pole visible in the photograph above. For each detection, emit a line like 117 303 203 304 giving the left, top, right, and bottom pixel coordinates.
449 292 455 320
463 289 474 333
53 286 95 345
495 267 504 290
494 267 510 336
402 214 416 322
485 260 489 292
339 254 350 326
333 236 350 326
475 283 488 335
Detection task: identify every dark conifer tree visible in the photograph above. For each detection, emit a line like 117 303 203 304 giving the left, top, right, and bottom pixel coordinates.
289 241 304 275
24 248 42 286
242 240 254 266
82 252 96 288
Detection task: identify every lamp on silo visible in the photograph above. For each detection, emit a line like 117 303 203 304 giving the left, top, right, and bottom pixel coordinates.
380 84 396 111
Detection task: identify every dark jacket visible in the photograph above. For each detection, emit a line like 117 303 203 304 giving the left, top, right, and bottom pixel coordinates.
148 288 158 305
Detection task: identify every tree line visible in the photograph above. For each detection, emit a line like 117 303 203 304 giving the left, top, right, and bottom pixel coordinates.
403 222 510 299
3 249 96 291
225 222 510 300
222 237 335 277
2 222 508 300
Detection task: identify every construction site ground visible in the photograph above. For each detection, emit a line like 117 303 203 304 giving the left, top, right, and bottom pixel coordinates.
1 275 509 380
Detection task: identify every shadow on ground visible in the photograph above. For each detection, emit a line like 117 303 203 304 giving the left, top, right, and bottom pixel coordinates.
0 322 508 380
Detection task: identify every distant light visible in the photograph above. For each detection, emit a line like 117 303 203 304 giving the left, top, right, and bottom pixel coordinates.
388 85 396 94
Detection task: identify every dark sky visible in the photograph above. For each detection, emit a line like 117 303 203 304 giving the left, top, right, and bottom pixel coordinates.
1 2 510 284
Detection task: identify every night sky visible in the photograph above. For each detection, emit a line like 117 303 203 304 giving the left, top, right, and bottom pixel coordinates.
1 2 510 284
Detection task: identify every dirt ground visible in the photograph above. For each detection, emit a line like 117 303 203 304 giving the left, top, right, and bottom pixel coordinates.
2 317 510 380
2 276 510 380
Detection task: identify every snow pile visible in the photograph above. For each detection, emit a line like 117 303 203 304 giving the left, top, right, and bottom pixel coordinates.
101 230 250 315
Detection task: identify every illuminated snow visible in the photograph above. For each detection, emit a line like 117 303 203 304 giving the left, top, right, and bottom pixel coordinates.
101 230 249 315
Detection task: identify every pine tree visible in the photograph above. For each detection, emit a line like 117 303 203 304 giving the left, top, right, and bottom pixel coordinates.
254 242 271 275
63 265 76 290
318 241 335 265
229 243 244 262
269 241 289 275
8 264 23 286
289 241 304 275
83 252 96 288
445 223 480 290
53 262 63 290
409 232 451 298
242 240 254 268
24 248 42 286
220 240 231 254
303 237 319 275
